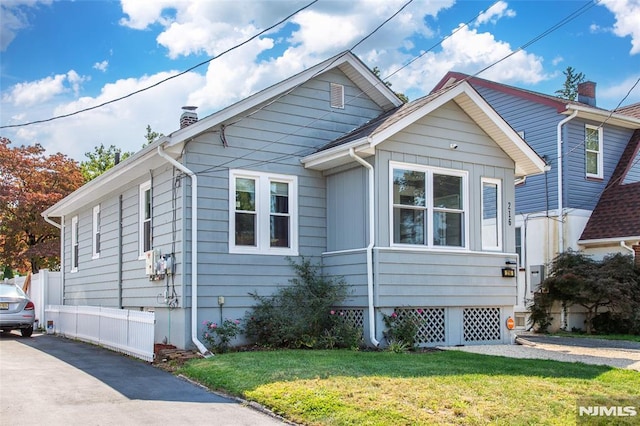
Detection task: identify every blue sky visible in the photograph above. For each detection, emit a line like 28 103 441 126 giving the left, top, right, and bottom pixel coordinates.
1 0 639 161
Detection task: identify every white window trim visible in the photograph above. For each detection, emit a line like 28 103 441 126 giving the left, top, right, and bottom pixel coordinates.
481 178 502 251
71 215 79 273
585 124 603 179
229 169 298 256
139 180 151 258
92 204 100 259
389 161 469 250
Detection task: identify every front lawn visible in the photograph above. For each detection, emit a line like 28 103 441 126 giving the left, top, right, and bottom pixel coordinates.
180 349 639 425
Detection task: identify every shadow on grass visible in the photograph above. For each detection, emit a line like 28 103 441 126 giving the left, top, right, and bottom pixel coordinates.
180 348 618 395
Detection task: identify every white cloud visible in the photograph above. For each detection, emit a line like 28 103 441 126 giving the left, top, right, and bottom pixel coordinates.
600 0 640 55
93 60 109 72
0 0 52 51
599 75 640 107
2 70 206 160
475 1 516 27
2 71 89 107
552 55 563 66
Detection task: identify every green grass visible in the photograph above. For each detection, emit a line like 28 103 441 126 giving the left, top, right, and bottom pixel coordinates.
180 349 639 425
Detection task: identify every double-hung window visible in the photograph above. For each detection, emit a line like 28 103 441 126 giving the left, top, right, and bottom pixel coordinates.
139 181 152 256
481 178 502 251
71 215 79 272
230 170 298 255
92 205 101 259
585 124 603 179
391 162 468 248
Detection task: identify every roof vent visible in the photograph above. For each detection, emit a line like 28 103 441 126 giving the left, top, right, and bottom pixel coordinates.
577 82 596 107
180 106 198 128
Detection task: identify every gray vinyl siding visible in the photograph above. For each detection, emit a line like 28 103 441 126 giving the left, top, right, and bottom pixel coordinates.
181 68 385 318
62 164 184 308
563 120 635 210
326 166 368 251
375 250 516 307
322 100 518 309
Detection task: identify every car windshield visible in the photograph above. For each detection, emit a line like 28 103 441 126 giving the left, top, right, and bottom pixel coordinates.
0 284 26 298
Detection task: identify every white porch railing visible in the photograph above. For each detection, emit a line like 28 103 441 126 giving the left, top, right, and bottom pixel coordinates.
45 305 155 362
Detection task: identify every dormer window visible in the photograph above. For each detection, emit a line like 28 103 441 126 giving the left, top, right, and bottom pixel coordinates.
330 83 344 109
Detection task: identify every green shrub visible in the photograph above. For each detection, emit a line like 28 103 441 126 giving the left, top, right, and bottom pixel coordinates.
244 257 354 349
382 311 420 349
202 318 241 353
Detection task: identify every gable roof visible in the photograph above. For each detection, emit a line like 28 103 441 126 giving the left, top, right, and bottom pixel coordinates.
579 129 640 244
43 51 403 218
432 72 640 130
302 80 546 177
616 102 640 119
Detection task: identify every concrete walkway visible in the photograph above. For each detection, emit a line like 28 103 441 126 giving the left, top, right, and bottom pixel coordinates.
0 332 287 425
443 332 640 371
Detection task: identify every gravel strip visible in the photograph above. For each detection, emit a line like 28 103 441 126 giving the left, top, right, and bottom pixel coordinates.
440 341 640 371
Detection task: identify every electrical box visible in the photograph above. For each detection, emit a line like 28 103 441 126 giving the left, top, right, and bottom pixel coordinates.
530 265 545 292
145 249 159 275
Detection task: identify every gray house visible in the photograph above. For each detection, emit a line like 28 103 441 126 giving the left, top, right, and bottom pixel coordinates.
43 51 545 352
433 73 640 330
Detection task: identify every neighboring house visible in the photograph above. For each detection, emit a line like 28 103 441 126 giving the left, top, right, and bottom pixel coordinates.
43 51 545 352
432 73 640 330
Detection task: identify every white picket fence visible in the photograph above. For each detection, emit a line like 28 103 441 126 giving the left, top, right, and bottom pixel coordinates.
45 305 155 362
8 270 62 330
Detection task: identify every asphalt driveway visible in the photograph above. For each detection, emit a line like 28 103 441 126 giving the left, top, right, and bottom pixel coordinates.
0 332 286 426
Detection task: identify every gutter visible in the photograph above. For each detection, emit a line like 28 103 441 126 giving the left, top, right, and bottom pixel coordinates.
556 110 578 254
157 144 212 357
621 241 636 257
348 148 380 347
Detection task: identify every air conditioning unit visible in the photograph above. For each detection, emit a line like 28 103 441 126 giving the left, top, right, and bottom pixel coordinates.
145 249 159 275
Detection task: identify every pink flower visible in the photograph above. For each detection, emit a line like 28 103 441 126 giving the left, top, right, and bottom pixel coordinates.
417 309 423 314
330 310 335 315
202 321 208 325
339 311 344 316
391 312 397 318
210 323 217 329
205 333 209 338
234 319 240 324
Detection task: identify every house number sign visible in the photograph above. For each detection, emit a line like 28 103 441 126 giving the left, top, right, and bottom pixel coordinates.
507 201 512 226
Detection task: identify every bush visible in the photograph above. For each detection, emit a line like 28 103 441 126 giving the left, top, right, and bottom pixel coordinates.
244 257 354 349
202 318 241 353
382 311 420 349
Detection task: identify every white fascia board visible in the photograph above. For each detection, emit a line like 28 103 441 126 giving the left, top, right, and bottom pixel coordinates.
564 105 640 129
42 147 165 218
301 138 370 170
578 236 640 246
460 85 547 175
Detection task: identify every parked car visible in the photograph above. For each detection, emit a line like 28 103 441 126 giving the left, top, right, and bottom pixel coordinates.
0 282 35 337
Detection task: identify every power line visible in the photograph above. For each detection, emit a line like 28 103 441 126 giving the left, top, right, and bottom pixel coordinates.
195 0 605 177
0 0 319 130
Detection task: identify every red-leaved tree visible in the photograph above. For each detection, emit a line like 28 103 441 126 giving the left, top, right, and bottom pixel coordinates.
0 137 83 274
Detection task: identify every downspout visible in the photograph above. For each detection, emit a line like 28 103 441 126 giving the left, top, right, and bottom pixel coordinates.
118 195 123 309
157 144 211 356
348 148 380 347
556 110 578 254
621 241 635 257
44 215 64 305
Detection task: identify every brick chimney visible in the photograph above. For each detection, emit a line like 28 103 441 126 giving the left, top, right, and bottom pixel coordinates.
577 81 596 107
633 244 640 268
180 106 198 129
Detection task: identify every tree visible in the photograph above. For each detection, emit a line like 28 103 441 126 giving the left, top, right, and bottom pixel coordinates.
372 67 409 103
80 143 132 182
0 137 83 273
143 124 163 148
529 250 640 334
554 66 585 101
